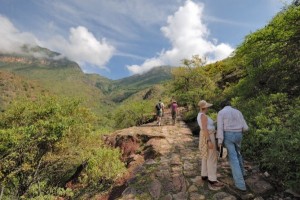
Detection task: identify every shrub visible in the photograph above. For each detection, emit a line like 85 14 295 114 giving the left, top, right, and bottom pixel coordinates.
113 100 156 129
85 147 125 186
235 94 300 191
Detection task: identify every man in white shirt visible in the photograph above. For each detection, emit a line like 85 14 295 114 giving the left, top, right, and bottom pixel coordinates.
217 99 249 191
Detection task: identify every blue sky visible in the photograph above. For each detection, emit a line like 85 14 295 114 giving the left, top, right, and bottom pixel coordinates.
0 0 292 79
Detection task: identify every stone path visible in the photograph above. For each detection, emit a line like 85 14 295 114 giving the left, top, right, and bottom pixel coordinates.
107 109 297 200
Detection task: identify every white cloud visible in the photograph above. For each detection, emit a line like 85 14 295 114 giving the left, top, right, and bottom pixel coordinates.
47 26 115 69
0 15 114 70
127 58 164 74
127 0 234 74
0 15 38 54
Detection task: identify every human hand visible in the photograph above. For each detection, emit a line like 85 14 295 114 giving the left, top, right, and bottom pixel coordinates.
208 141 214 149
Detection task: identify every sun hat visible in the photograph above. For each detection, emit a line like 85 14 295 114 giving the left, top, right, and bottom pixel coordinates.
198 100 213 109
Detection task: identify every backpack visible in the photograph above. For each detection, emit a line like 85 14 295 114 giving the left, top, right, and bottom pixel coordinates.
155 103 161 111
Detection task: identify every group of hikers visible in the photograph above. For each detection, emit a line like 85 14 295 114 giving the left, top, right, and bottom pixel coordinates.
155 98 178 126
155 98 249 192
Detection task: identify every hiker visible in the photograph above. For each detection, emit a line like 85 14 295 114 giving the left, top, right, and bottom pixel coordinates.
155 99 164 126
217 99 249 192
170 100 178 125
197 100 224 191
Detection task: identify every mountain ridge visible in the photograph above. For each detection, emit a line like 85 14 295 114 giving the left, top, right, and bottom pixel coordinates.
0 47 173 111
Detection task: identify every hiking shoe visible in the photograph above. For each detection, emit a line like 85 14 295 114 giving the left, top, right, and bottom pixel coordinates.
201 176 208 181
236 187 247 193
226 185 254 199
208 181 224 191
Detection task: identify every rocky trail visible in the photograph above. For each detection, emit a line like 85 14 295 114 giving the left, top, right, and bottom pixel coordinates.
104 109 299 200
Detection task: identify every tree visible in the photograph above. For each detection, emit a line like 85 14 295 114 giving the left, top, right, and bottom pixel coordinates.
170 55 216 108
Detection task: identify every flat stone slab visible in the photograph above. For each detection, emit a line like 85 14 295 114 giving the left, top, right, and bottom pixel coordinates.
148 179 162 199
190 193 205 200
191 176 205 187
246 175 274 195
213 192 237 200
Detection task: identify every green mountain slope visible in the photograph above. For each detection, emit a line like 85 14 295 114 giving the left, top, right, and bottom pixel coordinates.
0 47 173 112
115 66 172 87
0 51 110 114
0 70 48 111
108 66 172 102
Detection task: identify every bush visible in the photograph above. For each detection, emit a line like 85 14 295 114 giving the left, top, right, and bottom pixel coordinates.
235 94 300 191
85 147 125 186
113 100 156 129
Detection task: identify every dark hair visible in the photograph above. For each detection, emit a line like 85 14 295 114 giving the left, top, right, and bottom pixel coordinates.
220 99 231 108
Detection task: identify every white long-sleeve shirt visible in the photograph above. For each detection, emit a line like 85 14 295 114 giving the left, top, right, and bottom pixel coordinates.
217 106 249 144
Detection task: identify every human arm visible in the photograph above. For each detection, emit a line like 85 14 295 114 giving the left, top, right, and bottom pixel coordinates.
201 114 209 138
201 114 214 149
216 112 224 145
240 112 249 132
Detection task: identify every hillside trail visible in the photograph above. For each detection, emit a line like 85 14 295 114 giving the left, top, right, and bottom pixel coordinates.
105 108 297 200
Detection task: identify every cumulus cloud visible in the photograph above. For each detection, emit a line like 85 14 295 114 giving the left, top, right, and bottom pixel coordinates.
0 15 114 70
127 0 234 74
47 26 115 69
0 15 38 54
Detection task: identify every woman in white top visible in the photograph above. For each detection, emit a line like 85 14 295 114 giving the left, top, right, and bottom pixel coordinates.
197 100 223 190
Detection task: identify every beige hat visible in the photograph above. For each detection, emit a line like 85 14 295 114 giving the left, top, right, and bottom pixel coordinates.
219 147 228 159
198 100 213 109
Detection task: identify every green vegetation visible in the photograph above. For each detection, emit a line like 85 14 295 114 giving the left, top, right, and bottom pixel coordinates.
0 96 125 199
108 66 172 103
233 4 300 191
0 71 48 111
168 3 300 191
113 100 156 129
169 55 217 109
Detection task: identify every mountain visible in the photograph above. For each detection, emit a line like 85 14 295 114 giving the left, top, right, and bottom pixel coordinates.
115 66 172 88
0 47 173 112
108 66 172 102
0 47 112 114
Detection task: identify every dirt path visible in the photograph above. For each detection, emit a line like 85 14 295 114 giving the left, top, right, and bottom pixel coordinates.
106 109 296 200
